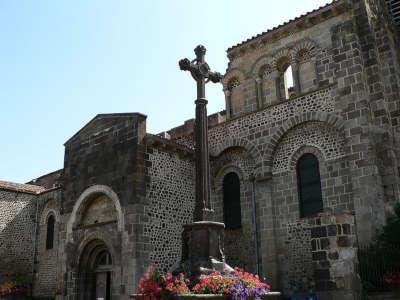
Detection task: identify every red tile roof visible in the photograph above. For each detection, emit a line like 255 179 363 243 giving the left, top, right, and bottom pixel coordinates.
0 180 46 194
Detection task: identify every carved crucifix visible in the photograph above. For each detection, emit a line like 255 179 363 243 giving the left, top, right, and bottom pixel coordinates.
179 45 223 222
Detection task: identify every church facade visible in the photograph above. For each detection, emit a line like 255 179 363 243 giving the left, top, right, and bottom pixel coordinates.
1 0 400 299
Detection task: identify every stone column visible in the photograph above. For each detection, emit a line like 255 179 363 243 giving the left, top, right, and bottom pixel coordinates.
255 77 263 109
223 88 232 120
291 60 301 96
271 70 281 104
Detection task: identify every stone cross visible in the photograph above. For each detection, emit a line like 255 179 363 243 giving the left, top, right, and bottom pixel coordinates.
179 45 223 222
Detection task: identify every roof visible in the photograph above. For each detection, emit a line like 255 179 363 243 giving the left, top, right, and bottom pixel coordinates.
227 0 340 52
0 180 46 194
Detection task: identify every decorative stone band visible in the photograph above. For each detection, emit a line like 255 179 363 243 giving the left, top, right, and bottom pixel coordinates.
131 293 282 300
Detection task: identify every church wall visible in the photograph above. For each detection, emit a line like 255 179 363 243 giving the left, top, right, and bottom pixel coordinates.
362 0 400 210
0 189 37 284
223 11 351 119
1 1 399 300
271 152 353 293
58 114 148 300
62 114 147 213
33 190 62 298
144 145 195 274
216 0 400 250
210 147 257 273
204 1 398 295
328 1 390 244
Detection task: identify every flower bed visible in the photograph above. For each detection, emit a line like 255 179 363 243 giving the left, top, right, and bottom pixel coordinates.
133 266 280 300
384 271 400 296
0 281 28 300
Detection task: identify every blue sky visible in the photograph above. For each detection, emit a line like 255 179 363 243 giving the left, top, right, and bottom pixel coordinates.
0 0 331 183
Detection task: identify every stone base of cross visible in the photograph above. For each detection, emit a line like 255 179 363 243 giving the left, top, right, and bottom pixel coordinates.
172 221 233 280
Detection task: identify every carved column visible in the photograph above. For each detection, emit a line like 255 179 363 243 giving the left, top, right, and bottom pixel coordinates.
255 77 263 109
291 60 301 95
224 88 232 120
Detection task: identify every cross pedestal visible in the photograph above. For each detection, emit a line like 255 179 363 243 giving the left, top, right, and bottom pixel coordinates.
179 221 232 278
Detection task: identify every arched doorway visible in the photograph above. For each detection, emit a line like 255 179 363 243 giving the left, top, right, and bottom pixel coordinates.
78 240 113 300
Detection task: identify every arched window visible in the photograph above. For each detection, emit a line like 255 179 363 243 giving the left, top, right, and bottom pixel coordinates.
46 215 55 250
277 58 294 100
297 154 323 218
223 172 241 229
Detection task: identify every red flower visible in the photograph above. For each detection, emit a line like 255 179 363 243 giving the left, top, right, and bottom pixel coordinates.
384 271 400 285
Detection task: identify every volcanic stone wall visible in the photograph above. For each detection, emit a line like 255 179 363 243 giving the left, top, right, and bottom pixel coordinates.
33 189 62 298
62 113 147 213
210 147 257 272
144 144 195 273
0 189 37 283
165 1 400 295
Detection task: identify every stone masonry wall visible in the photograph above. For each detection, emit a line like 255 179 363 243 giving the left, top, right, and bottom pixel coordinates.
144 146 195 273
33 192 61 298
62 113 147 213
0 189 37 283
211 147 257 272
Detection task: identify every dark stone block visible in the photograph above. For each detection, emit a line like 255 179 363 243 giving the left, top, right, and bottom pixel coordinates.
314 269 330 280
339 87 351 96
311 226 327 238
326 281 337 290
321 238 330 249
334 53 347 62
315 280 327 291
328 251 339 260
337 225 342 235
311 239 317 251
342 223 351 234
319 260 331 269
337 236 351 247
312 251 327 261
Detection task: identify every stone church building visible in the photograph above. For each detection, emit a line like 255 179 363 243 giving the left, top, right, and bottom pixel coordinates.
1 0 400 299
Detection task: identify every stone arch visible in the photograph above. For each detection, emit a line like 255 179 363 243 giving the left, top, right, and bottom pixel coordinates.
40 201 59 225
264 112 345 171
210 149 256 269
289 145 327 173
76 232 118 268
210 138 262 170
249 55 273 77
272 48 292 70
215 165 246 188
222 68 246 90
38 200 59 252
292 39 319 62
66 185 124 242
76 236 116 300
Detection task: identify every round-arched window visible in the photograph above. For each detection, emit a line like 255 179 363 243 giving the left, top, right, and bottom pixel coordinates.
297 153 323 218
223 172 242 229
46 215 55 250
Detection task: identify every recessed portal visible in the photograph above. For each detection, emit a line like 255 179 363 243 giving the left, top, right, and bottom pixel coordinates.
78 240 113 300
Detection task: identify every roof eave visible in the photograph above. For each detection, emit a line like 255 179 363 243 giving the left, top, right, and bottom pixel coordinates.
226 0 350 56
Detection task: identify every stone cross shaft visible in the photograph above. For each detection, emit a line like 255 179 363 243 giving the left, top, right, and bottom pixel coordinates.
179 45 223 222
